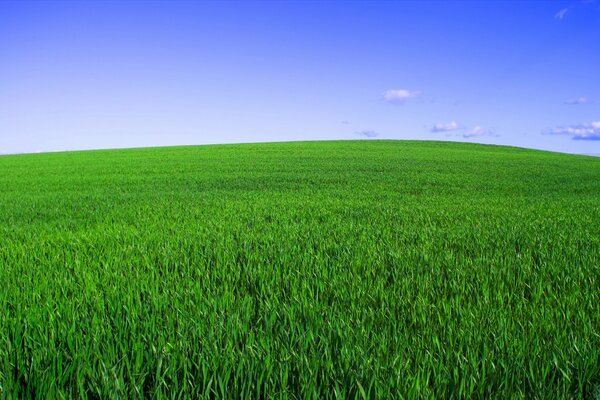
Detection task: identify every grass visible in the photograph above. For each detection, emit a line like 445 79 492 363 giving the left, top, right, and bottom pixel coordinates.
0 140 598 398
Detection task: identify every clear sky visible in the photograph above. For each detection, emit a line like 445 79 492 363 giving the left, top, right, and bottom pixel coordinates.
1 0 599 155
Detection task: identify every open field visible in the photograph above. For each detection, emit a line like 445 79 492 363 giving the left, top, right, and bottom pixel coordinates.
0 140 598 398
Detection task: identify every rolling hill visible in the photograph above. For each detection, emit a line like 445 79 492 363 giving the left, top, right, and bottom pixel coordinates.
0 140 598 398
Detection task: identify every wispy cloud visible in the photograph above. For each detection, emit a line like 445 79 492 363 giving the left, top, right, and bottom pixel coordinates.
555 8 569 19
383 89 420 104
462 126 497 138
565 97 591 105
341 120 350 124
555 1 600 20
431 121 497 138
356 130 379 138
544 121 600 140
431 121 463 133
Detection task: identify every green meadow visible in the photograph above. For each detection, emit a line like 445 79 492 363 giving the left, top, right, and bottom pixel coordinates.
0 140 598 398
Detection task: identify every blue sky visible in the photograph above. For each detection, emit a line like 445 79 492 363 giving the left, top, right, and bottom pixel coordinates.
1 0 599 155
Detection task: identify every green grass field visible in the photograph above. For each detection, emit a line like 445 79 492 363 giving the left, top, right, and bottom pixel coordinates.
0 140 598 398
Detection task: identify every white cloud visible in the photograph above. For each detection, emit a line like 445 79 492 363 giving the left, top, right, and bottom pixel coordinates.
555 8 569 19
544 121 600 140
565 97 591 105
356 130 379 138
383 89 420 104
431 122 497 138
431 121 463 133
462 126 496 138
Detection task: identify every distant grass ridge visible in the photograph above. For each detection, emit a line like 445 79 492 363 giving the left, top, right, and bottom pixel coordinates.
0 140 598 398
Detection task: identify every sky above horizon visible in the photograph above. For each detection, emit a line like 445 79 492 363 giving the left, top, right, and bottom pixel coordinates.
1 0 600 155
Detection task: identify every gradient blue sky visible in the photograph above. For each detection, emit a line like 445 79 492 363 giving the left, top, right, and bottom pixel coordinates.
1 0 600 155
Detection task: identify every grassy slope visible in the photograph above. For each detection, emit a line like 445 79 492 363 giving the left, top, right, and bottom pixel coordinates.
0 140 598 398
